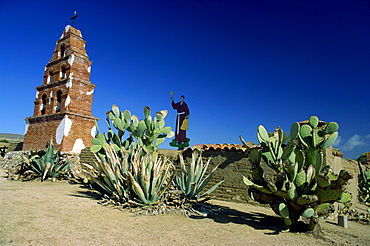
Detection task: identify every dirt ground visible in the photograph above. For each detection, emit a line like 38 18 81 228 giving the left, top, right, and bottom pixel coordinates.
0 169 369 246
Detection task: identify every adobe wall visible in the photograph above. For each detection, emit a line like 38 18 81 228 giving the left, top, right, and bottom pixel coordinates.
80 146 360 204
325 147 359 204
180 150 275 203
79 148 275 203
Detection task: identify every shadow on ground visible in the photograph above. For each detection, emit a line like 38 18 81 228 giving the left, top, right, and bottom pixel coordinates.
69 183 287 233
190 202 288 234
68 182 103 201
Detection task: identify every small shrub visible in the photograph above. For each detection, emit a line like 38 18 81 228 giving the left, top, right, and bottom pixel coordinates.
2 144 70 181
29 143 70 181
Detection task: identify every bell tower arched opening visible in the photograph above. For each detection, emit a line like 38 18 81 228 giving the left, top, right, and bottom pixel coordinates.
56 90 63 112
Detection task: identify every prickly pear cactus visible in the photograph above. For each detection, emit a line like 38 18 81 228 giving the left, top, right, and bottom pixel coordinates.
91 105 174 156
241 116 353 232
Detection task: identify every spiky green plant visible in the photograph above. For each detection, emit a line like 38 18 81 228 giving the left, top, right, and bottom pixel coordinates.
29 143 70 181
241 116 353 231
126 148 173 205
358 161 370 204
83 144 130 203
174 150 224 200
84 144 173 206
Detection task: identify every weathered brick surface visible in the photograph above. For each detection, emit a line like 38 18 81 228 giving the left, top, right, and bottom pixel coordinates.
79 147 356 204
181 150 275 203
79 148 275 203
23 25 97 152
80 147 97 165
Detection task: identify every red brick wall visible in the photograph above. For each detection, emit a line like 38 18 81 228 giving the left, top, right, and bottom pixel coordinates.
23 113 96 152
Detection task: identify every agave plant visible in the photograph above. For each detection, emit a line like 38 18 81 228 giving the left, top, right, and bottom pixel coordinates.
30 143 70 181
126 148 173 205
84 144 173 206
174 149 224 200
83 144 130 203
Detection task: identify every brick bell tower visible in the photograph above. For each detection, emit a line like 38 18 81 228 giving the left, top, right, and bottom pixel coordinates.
23 25 98 153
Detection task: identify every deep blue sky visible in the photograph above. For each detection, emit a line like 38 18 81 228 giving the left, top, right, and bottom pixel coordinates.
0 0 369 159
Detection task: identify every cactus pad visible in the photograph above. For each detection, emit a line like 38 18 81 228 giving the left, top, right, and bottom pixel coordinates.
309 116 319 128
279 203 290 218
257 125 270 143
338 192 352 203
302 208 315 218
321 132 338 149
290 122 300 140
283 218 292 226
324 122 339 134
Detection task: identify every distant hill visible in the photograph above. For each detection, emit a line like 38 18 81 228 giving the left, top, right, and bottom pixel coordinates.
0 133 24 142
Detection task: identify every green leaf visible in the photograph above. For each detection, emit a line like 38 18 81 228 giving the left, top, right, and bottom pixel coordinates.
316 203 332 213
161 126 172 134
283 218 292 226
127 123 137 133
113 118 123 131
296 195 318 205
302 208 314 218
157 120 165 129
321 132 338 149
312 128 323 148
154 137 165 147
257 125 270 143
288 183 297 199
338 192 352 203
309 116 319 128
300 125 312 146
112 144 120 152
144 106 150 119
290 122 300 140
123 110 131 123
91 138 102 145
306 165 314 183
281 142 295 162
324 122 339 134
137 120 146 137
96 133 106 143
112 104 120 117
102 143 110 150
107 111 115 120
315 151 323 173
286 163 298 182
295 170 306 187
198 180 224 199
279 203 289 218
243 176 255 186
167 131 175 138
90 145 102 153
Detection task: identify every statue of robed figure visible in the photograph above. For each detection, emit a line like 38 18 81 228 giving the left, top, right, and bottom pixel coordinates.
169 91 190 149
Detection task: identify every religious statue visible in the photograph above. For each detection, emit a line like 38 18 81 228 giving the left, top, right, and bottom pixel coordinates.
169 91 190 149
